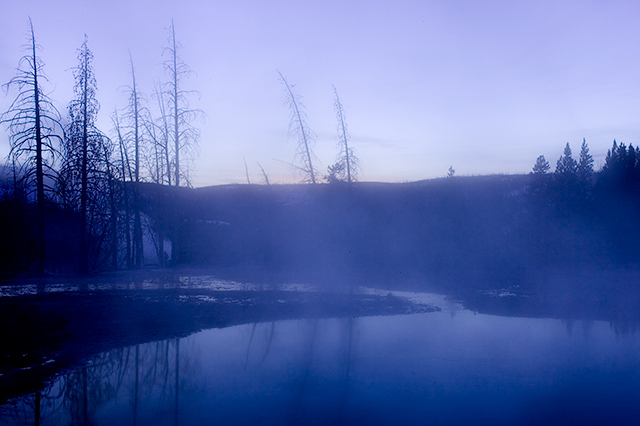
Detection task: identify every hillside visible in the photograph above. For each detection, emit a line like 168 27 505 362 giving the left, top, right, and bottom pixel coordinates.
140 174 637 293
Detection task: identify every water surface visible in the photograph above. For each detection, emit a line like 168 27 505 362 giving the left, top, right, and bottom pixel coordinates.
2 294 639 425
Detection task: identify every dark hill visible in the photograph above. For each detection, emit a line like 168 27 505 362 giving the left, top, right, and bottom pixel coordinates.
141 174 630 292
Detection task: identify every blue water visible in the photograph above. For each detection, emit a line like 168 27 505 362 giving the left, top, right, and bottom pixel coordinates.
3 294 640 425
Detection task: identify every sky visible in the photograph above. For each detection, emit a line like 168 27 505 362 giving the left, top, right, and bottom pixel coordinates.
1 0 640 187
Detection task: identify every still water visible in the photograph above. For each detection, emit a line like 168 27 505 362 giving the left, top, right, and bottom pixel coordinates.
2 294 640 425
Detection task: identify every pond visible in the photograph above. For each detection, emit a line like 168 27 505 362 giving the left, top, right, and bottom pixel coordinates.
2 290 640 425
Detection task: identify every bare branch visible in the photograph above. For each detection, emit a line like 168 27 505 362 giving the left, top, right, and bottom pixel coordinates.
278 71 318 184
162 19 203 187
328 85 360 183
257 162 270 185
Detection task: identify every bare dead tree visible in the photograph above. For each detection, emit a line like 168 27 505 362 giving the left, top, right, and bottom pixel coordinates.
117 54 147 268
142 87 174 267
278 71 318 184
162 19 202 187
59 35 112 274
112 110 133 269
243 157 251 185
140 103 177 267
257 162 270 185
1 18 63 273
151 82 172 185
329 86 360 183
141 106 164 185
102 142 119 270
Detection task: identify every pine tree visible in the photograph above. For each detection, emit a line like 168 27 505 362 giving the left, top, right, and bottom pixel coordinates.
577 138 594 183
574 138 594 205
555 143 578 176
603 140 619 172
532 155 550 174
600 140 640 194
529 155 551 201
553 143 579 209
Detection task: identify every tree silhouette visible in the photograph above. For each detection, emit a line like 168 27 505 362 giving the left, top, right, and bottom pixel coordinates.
112 110 134 269
117 55 147 268
325 162 346 184
577 138 594 183
257 162 270 185
147 83 172 185
600 140 640 194
529 155 551 201
576 138 594 204
278 71 318 184
595 140 640 259
58 35 112 274
0 18 63 273
162 19 202 187
553 143 579 207
447 166 455 178
329 86 360 183
555 143 578 176
532 155 550 175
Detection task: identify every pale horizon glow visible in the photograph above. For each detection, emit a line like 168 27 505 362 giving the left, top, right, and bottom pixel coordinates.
1 0 639 187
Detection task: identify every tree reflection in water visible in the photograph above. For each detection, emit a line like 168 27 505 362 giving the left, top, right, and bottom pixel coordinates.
0 337 185 426
2 312 639 426
289 319 318 425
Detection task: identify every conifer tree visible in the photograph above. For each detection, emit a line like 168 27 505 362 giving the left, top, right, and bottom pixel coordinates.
529 155 551 201
532 155 550 174
577 138 594 184
600 140 640 193
553 143 579 208
555 143 578 176
575 138 594 205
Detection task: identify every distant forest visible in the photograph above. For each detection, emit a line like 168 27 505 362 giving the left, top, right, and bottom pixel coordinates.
155 137 639 288
1 21 640 287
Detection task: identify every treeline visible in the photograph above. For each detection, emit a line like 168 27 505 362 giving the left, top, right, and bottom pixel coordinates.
0 19 200 275
529 139 640 212
156 138 640 292
528 139 640 263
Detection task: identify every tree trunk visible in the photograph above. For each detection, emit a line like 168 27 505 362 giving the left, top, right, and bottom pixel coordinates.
131 59 143 268
104 146 118 270
79 50 90 275
116 121 133 269
31 26 46 274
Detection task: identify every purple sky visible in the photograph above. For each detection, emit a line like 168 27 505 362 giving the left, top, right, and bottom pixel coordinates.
2 0 640 186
